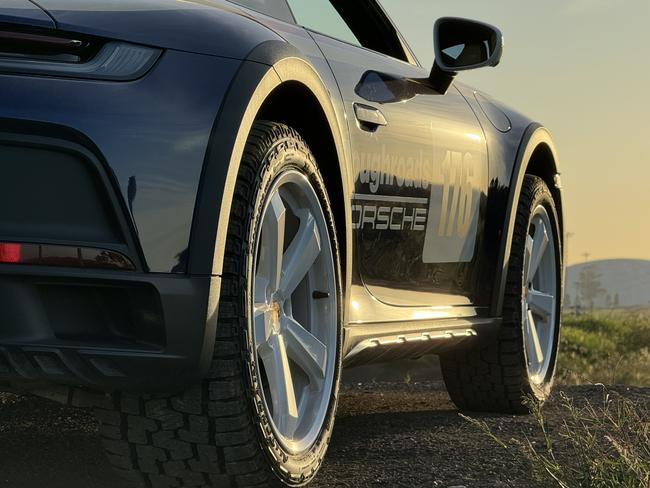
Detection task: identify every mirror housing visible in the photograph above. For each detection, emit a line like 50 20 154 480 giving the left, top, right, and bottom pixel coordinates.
430 17 504 94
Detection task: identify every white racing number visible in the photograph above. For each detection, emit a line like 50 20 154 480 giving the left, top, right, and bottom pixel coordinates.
423 150 482 263
438 151 475 239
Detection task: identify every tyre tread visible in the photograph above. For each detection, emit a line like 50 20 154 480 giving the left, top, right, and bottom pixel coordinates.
94 122 326 487
440 174 561 414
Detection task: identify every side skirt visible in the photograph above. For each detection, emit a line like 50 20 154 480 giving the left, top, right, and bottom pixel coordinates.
343 316 500 368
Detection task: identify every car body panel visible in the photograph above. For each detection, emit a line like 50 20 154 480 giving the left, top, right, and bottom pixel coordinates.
299 31 488 311
0 0 55 29
34 0 283 58
190 47 352 278
453 82 562 311
0 50 241 273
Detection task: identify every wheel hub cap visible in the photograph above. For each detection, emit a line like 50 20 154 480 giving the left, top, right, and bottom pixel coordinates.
270 302 281 334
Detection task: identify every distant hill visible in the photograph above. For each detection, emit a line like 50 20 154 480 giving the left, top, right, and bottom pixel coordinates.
565 259 650 308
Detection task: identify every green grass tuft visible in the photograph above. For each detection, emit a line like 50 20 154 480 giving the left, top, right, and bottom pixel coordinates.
558 309 650 386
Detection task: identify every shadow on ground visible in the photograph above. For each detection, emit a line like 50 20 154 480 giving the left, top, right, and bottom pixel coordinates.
2 382 646 487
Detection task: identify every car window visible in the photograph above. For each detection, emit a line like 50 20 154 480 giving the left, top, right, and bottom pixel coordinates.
229 0 295 24
287 0 410 63
286 0 362 47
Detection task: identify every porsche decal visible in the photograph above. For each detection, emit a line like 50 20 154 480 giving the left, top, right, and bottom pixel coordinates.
351 195 428 231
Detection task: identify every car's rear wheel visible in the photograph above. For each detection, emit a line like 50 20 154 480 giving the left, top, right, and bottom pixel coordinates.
440 175 562 413
94 121 342 487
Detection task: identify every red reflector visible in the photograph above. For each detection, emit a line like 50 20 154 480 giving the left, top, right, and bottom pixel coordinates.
0 243 21 263
0 242 135 271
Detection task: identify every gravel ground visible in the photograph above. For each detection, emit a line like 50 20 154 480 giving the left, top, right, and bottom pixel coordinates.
0 382 648 488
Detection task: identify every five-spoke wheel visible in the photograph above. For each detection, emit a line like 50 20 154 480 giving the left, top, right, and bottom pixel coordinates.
252 170 337 455
522 205 558 385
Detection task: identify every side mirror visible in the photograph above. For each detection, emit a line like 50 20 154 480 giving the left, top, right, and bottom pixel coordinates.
430 17 504 94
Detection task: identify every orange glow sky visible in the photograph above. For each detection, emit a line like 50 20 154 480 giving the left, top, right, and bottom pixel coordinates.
381 0 650 265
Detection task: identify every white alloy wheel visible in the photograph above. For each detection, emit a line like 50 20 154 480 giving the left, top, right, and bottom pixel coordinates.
252 170 337 455
522 204 558 385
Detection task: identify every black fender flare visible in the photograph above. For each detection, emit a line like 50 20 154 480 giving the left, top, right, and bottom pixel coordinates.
491 123 563 316
189 40 352 346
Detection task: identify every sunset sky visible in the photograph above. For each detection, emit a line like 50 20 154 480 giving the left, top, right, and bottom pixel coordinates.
381 0 650 265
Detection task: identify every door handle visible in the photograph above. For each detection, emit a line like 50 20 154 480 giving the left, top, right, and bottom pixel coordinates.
353 103 388 131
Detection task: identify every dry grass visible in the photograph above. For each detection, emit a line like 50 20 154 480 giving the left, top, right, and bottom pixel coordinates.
463 389 650 487
524 391 650 488
463 309 650 487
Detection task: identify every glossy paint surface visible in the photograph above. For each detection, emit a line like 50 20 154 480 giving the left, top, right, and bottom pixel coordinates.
0 51 240 272
34 0 282 59
454 82 535 307
308 32 488 308
0 0 55 29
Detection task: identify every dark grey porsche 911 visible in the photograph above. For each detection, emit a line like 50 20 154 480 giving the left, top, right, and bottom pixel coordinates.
0 0 564 486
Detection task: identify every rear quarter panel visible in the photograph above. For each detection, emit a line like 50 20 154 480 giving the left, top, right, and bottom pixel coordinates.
454 82 539 307
0 50 241 272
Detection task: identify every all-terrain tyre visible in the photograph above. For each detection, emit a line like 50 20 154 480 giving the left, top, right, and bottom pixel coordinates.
93 121 343 487
440 175 563 414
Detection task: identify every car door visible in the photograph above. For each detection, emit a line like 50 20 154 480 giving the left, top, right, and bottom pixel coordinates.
286 0 489 308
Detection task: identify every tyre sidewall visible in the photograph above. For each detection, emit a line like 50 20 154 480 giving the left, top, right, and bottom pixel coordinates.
242 126 343 485
512 176 563 401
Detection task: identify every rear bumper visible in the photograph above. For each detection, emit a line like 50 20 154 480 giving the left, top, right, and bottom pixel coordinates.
0 265 219 392
0 48 239 391
0 129 221 392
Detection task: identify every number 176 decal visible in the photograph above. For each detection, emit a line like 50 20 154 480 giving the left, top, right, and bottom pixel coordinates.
438 151 475 239
423 150 482 263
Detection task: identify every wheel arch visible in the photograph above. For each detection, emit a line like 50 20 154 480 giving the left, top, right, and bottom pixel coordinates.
491 123 564 316
190 41 352 344
255 80 348 287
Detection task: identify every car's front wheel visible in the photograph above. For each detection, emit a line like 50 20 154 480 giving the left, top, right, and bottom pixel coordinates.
94 121 343 487
440 174 562 413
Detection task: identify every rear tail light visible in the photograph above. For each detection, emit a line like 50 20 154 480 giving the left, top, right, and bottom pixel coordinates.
0 242 135 271
0 29 97 63
0 27 161 80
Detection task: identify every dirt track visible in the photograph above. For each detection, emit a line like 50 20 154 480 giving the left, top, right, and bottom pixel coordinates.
1 382 648 488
